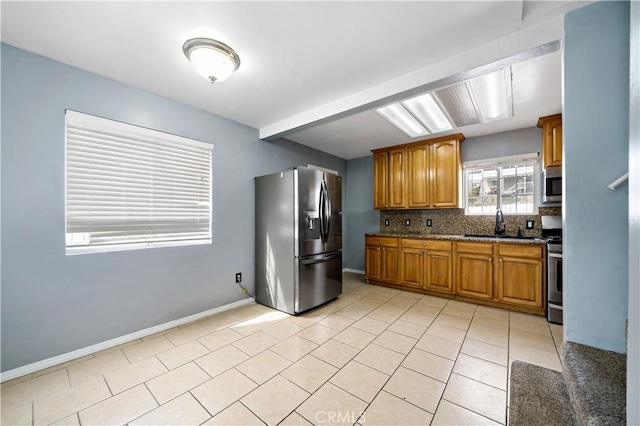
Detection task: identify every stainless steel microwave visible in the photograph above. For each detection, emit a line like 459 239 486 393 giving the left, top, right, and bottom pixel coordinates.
543 166 562 203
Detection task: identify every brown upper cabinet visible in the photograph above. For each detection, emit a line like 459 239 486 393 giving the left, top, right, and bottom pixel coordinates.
373 148 407 209
372 134 464 210
537 114 563 169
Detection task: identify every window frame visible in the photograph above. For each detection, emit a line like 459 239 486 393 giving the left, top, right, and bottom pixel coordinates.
64 110 214 255
463 153 540 216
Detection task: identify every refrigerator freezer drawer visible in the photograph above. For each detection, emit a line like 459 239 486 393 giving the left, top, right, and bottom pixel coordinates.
296 251 342 313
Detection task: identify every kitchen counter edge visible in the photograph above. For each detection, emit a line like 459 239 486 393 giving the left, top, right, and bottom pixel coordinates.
365 233 546 246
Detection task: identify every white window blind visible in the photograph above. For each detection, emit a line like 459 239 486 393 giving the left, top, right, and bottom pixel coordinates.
65 110 213 254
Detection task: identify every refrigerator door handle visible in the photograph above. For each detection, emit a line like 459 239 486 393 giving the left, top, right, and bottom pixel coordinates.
300 251 342 265
318 182 325 244
319 180 330 244
324 182 331 241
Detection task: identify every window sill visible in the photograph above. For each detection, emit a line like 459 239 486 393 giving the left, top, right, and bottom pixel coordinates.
65 239 212 255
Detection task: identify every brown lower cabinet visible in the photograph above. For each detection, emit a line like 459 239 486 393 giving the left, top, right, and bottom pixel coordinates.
399 239 453 293
365 235 545 314
455 245 494 299
365 236 398 284
496 244 544 308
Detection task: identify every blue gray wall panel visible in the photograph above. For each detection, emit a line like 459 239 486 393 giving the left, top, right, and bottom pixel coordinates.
563 1 630 353
0 44 346 371
344 156 379 270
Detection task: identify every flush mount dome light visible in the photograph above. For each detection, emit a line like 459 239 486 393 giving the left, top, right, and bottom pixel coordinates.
183 38 240 84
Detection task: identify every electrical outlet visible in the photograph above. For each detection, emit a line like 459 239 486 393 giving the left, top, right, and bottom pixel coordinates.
525 220 535 230
384 219 390 226
236 273 242 283
405 219 410 226
426 219 432 227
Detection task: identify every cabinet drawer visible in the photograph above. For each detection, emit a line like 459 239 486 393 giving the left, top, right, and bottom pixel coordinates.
400 239 424 249
456 241 493 255
366 236 398 247
401 239 452 251
498 244 543 259
426 240 453 251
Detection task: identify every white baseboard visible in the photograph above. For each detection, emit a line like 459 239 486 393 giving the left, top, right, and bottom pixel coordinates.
343 268 365 275
1 297 255 382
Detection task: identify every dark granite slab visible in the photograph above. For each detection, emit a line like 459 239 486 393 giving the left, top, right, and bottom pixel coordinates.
365 232 546 246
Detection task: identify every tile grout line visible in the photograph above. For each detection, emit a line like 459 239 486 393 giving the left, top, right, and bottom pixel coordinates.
8 278 554 426
284 291 421 425
344 296 456 423
428 301 476 425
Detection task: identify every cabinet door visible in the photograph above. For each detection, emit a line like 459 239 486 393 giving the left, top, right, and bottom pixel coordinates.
365 246 381 281
547 121 563 168
381 247 399 283
426 250 453 293
431 140 459 208
541 115 563 168
400 248 423 288
373 152 388 209
388 148 407 209
407 144 430 208
498 257 543 308
456 252 493 299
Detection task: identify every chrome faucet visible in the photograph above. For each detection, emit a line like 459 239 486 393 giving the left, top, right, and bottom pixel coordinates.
495 209 506 235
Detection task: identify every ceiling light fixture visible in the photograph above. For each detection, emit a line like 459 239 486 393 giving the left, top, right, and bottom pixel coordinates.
376 67 513 137
376 104 429 138
183 38 241 84
402 93 454 133
469 69 513 122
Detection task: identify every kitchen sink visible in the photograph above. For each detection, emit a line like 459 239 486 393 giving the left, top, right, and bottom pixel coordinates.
462 234 536 240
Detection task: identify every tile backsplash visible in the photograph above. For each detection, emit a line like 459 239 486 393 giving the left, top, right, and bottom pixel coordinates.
379 207 561 237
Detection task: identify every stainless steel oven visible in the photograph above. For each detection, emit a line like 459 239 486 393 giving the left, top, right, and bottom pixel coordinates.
542 216 563 324
543 167 562 203
547 243 563 324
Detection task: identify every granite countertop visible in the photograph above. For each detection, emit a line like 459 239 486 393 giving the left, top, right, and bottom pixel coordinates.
365 232 546 246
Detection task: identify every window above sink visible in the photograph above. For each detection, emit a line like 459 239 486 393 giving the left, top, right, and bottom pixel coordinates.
464 153 540 215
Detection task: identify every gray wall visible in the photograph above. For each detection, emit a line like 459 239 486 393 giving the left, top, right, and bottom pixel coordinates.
0 44 346 372
461 127 542 162
629 1 639 422
564 1 629 353
344 156 379 271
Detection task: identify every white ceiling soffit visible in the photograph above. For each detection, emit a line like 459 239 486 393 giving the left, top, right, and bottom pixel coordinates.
287 50 562 159
0 1 586 160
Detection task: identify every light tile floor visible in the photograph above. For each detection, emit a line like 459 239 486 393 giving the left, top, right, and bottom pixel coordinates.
1 273 564 425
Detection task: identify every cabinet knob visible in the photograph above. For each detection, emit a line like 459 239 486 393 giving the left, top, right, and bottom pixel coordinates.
500 258 503 262
488 257 492 262
423 243 426 247
419 252 423 256
383 248 386 251
390 203 394 206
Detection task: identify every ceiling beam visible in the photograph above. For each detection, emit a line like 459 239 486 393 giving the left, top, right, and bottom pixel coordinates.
259 15 564 142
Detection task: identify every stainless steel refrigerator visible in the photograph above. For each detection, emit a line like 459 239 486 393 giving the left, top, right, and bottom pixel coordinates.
255 167 342 315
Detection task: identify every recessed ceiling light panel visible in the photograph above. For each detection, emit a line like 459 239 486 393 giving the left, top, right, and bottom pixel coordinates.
402 93 453 133
376 104 429 138
469 68 513 122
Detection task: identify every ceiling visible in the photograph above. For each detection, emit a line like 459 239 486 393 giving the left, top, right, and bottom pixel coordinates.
1 1 588 159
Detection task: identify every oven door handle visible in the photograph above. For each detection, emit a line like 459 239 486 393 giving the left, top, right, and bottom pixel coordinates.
548 253 563 259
